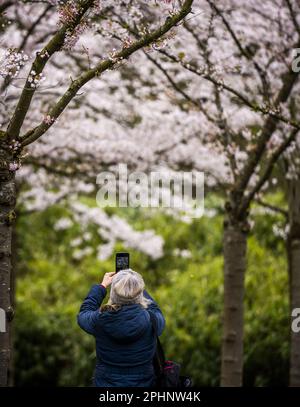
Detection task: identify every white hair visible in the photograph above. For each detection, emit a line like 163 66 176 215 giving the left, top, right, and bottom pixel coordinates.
103 269 152 311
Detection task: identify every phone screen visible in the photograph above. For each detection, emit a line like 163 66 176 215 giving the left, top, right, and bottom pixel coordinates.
116 252 130 273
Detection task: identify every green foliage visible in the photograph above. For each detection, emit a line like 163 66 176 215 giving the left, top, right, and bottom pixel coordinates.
154 236 288 386
155 257 223 386
14 303 95 387
244 237 289 386
14 194 289 386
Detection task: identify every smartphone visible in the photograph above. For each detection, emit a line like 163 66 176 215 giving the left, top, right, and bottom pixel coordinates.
116 252 130 273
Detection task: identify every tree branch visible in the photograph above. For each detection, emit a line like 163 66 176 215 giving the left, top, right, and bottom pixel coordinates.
240 128 299 213
6 0 96 140
143 51 215 123
19 5 52 52
255 198 288 218
159 49 300 131
20 0 194 146
206 0 270 99
235 68 299 196
285 0 300 38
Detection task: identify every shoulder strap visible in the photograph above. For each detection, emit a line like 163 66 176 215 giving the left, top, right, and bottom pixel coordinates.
148 311 158 335
148 311 166 367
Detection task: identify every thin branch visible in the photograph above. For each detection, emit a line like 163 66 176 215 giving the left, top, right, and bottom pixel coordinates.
159 49 300 131
143 51 215 123
285 0 300 38
240 129 299 213
19 5 52 51
213 85 238 181
255 198 288 218
20 0 194 146
6 0 96 140
0 5 52 96
235 68 299 196
206 0 270 99
108 9 215 123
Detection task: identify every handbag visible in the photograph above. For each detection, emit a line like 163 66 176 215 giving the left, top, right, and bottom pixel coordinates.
148 311 192 388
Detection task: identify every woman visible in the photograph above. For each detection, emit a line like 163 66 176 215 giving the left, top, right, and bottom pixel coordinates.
77 268 165 387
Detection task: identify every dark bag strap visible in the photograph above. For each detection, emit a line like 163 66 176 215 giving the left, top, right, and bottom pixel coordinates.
148 311 166 376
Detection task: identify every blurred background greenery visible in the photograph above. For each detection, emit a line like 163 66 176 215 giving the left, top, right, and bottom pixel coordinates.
13 192 289 387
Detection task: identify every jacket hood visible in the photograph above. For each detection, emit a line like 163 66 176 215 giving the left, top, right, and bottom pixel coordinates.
99 304 150 343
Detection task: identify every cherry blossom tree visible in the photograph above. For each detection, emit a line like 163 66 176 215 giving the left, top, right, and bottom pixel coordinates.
116 0 300 386
1 0 300 389
260 142 300 387
286 158 300 387
0 0 194 387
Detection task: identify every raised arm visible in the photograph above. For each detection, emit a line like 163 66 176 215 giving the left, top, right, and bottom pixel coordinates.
77 272 115 335
77 284 107 335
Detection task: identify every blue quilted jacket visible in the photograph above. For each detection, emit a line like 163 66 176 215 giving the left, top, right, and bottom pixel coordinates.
77 284 165 387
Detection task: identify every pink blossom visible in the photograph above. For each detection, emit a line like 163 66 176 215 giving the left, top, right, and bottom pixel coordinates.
9 162 20 172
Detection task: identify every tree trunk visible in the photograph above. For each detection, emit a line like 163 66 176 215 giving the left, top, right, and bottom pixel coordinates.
287 176 300 387
8 219 17 387
221 217 248 386
0 142 16 387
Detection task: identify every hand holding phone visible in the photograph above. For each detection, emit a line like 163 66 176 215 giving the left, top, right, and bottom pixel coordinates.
101 272 116 288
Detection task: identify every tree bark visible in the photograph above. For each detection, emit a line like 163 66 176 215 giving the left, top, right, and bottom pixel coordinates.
221 216 248 386
8 218 17 387
287 176 300 387
0 142 16 387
